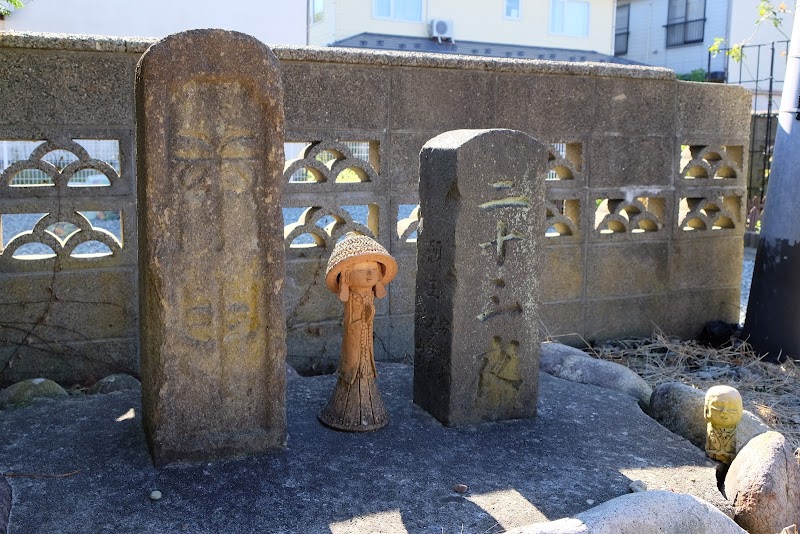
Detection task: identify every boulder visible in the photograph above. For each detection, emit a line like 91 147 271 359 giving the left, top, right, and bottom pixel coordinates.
649 382 770 451
505 490 746 534
286 363 301 382
540 342 652 409
88 374 142 394
0 378 68 408
724 431 800 534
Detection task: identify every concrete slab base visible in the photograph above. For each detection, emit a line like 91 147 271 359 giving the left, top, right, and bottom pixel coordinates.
0 363 728 533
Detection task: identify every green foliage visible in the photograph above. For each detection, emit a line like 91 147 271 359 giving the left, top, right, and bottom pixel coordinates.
710 1 791 62
677 69 707 82
709 38 744 61
757 0 789 28
0 0 23 16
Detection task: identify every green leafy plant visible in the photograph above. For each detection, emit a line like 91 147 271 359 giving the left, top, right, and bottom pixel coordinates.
677 68 707 82
0 0 23 17
709 1 791 61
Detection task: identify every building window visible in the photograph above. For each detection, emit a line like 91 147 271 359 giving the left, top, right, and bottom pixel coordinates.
665 0 705 47
505 0 520 19
615 4 630 55
550 0 589 37
374 0 422 22
311 0 324 23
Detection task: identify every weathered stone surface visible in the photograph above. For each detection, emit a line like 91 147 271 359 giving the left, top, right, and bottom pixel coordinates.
506 491 746 534
540 342 652 409
0 378 67 408
0 49 136 127
0 476 9 534
88 374 141 394
1 364 732 533
724 431 800 534
649 382 771 451
414 129 548 426
136 29 287 464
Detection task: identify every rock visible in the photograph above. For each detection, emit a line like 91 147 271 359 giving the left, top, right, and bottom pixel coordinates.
628 480 647 493
286 364 301 382
452 484 468 493
0 378 68 408
649 382 771 452
149 490 162 501
724 431 800 534
505 491 746 534
540 343 652 410
89 374 141 394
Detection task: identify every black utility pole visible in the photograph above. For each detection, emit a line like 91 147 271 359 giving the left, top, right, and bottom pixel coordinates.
743 2 800 362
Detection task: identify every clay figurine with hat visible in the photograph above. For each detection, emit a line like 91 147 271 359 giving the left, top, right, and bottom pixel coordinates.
318 233 398 431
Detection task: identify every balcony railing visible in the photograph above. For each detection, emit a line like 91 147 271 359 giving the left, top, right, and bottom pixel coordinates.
665 18 705 47
614 31 629 55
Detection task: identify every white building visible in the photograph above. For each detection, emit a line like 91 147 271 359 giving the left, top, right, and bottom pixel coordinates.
0 0 306 45
616 0 794 110
310 0 621 60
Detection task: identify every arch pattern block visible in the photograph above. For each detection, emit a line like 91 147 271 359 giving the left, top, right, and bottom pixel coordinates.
679 195 742 231
1 137 119 191
680 145 742 181
595 197 664 234
284 204 377 250
284 140 378 183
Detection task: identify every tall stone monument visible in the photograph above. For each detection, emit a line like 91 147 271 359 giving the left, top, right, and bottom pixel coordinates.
136 29 287 464
414 129 547 426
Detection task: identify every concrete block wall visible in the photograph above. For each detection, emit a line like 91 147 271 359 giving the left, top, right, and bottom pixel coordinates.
0 32 751 381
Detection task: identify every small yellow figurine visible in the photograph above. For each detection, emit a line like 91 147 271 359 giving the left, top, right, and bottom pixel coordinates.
318 234 398 431
704 385 744 464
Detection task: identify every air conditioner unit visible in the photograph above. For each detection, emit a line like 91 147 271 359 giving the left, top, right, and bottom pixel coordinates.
429 19 455 43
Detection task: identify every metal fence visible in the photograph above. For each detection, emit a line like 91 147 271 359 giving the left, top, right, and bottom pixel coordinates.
708 40 790 199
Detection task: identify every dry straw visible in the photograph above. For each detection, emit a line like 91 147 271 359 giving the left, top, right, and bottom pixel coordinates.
587 333 800 456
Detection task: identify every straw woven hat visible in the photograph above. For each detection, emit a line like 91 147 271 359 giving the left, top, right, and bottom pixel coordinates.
325 234 398 294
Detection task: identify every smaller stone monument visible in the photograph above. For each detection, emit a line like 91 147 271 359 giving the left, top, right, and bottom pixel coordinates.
319 234 398 431
414 129 548 426
704 385 743 464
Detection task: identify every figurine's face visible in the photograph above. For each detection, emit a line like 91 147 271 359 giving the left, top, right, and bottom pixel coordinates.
705 394 743 427
347 261 382 290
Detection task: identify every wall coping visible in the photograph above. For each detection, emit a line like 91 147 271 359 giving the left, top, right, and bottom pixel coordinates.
0 30 676 80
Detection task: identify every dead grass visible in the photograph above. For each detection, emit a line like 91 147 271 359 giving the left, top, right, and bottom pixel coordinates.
584 333 800 455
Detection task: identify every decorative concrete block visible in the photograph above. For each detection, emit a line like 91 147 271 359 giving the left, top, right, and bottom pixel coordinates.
589 135 675 188
677 82 752 138
414 129 547 426
137 29 286 464
593 78 676 136
541 245 584 302
671 237 744 291
585 242 670 298
281 62 390 131
495 74 598 136
0 50 136 127
390 69 495 130
540 301 585 345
